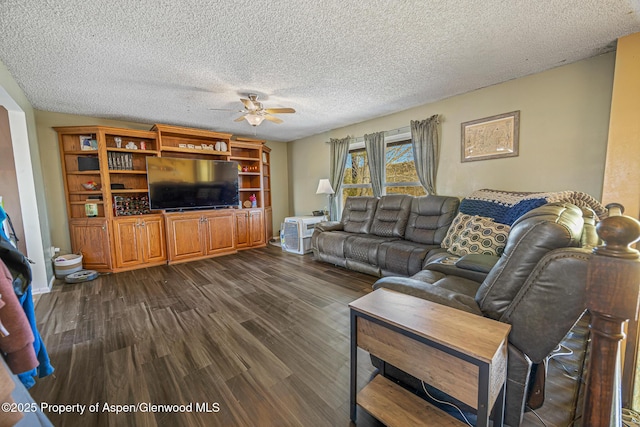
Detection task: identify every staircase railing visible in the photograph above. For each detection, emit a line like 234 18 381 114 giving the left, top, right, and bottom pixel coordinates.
582 203 640 426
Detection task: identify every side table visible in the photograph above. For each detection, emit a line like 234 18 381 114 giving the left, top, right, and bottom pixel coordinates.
349 288 511 426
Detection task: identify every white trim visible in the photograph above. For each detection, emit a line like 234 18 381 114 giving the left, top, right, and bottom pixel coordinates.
0 86 50 294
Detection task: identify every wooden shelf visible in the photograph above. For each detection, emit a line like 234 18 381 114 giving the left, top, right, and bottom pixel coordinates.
230 156 260 161
69 190 103 196
108 170 147 175
239 188 261 192
160 146 230 156
66 171 101 175
238 172 261 176
65 150 99 155
107 148 159 155
358 376 466 427
70 200 104 205
110 189 150 193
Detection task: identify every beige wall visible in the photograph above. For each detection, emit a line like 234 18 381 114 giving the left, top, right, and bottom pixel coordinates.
288 53 616 216
34 110 290 250
602 32 640 220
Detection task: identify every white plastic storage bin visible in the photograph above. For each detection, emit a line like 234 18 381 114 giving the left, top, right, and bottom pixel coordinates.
54 254 83 279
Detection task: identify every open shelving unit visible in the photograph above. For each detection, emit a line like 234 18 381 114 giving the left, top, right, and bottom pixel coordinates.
56 126 164 271
152 124 231 159
231 137 265 209
56 124 272 273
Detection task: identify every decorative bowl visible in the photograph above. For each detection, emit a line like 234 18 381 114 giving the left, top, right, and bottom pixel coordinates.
81 182 99 190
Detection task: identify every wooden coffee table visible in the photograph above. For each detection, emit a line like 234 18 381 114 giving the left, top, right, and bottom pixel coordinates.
349 288 511 427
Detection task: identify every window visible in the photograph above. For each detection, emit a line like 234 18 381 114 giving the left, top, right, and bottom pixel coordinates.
340 134 425 212
385 140 425 197
342 147 373 199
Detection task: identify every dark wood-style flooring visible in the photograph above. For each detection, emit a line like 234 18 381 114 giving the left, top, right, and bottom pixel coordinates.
29 245 585 426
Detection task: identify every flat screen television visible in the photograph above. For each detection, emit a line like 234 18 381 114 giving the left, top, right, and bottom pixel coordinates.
146 157 239 210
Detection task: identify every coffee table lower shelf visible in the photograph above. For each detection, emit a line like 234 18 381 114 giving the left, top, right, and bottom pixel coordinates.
358 375 466 427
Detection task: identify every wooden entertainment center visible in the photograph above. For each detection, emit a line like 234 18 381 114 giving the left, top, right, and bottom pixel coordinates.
55 124 272 273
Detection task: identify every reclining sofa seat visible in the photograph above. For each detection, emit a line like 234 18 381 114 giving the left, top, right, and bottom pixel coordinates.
312 196 379 267
343 194 413 276
377 195 460 276
311 194 460 277
372 202 594 427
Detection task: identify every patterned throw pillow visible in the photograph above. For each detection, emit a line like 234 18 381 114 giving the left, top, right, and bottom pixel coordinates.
445 215 510 257
441 212 471 249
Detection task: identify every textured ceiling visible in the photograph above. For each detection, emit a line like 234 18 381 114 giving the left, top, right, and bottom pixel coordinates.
1 1 640 142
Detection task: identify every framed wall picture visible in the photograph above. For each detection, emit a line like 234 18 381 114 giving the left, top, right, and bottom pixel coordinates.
79 135 95 151
461 111 520 162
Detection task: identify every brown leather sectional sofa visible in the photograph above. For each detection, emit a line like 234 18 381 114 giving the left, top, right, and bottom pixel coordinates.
311 194 460 277
311 194 598 426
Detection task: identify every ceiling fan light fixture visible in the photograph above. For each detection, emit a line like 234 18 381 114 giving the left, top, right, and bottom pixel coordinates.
245 114 265 126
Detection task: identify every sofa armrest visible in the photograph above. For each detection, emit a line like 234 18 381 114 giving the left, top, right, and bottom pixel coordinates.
373 277 483 315
423 253 491 284
455 254 500 274
315 221 343 232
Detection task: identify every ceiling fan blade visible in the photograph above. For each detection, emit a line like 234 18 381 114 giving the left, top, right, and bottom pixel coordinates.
234 115 246 122
264 108 295 114
264 115 283 124
241 98 256 110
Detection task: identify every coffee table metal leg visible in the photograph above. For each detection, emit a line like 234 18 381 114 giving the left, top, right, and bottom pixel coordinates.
350 310 357 422
478 365 490 427
491 378 506 427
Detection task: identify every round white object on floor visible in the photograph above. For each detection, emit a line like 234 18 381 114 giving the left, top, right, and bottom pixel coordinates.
64 269 99 283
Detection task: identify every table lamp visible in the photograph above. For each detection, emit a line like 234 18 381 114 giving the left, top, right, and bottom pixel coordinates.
316 179 335 220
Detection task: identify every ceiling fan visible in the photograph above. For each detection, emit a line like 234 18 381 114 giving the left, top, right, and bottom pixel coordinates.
213 94 295 126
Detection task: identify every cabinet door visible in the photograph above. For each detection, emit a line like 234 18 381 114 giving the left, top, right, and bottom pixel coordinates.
249 209 265 246
165 214 204 262
69 218 112 270
235 211 250 249
112 217 143 268
140 215 166 263
203 212 235 255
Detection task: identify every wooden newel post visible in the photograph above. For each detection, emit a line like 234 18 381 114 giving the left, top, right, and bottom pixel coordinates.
582 203 640 426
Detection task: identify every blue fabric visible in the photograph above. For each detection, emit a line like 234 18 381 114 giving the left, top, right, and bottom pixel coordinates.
0 206 9 242
17 286 54 388
459 198 547 225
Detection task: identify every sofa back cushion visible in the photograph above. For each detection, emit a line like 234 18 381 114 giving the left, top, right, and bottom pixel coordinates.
370 195 413 237
405 196 460 245
475 203 584 320
341 197 378 234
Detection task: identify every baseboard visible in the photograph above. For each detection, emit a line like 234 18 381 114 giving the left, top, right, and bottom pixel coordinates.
33 275 55 295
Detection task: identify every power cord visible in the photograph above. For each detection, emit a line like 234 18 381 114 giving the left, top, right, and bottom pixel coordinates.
548 343 574 360
526 405 550 427
420 380 473 427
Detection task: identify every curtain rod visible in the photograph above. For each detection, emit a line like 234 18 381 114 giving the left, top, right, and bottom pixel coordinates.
326 125 411 144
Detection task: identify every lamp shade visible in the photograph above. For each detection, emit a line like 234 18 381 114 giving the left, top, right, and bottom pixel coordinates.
316 179 335 195
245 114 265 126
